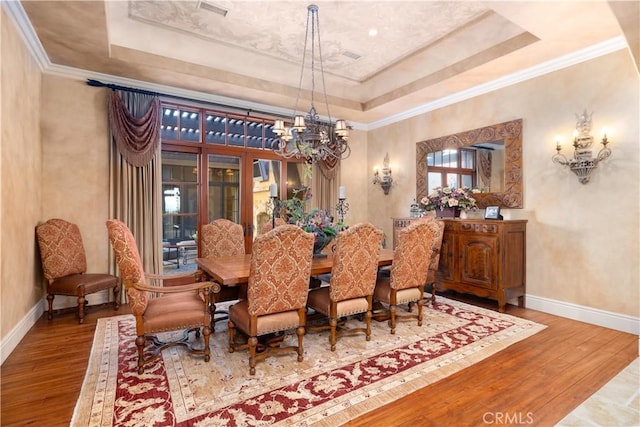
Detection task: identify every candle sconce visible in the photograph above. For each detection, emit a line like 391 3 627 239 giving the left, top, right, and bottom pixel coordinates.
267 183 281 228
552 110 612 184
373 152 393 195
335 186 349 227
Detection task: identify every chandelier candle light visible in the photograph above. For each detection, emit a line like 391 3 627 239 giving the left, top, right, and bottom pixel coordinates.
272 5 350 164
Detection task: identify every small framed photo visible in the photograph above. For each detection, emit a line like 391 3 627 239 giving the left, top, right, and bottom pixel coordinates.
484 206 502 220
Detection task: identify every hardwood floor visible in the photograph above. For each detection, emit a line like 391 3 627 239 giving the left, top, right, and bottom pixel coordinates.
1 293 637 426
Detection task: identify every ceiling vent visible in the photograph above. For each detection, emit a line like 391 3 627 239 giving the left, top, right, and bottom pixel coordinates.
197 1 228 17
342 51 361 61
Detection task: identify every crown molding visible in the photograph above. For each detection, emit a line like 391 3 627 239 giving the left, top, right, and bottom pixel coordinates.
4 1 626 132
1 0 50 70
368 36 627 130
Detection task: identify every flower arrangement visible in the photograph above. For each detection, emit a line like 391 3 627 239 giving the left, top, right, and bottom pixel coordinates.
279 196 339 253
420 186 480 212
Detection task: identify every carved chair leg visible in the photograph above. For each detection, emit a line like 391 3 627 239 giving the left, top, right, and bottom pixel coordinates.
329 317 338 352
430 283 437 305
296 325 305 362
203 325 211 362
365 310 372 341
135 335 146 374
113 284 120 310
47 294 54 320
227 320 236 353
77 295 86 324
248 336 258 375
389 304 397 335
417 299 423 326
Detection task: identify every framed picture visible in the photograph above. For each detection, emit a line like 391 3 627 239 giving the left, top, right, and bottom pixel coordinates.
484 206 502 220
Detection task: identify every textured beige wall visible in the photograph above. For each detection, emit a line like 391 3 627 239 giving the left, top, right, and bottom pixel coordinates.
40 75 113 309
338 128 370 230
1 10 43 339
367 49 639 317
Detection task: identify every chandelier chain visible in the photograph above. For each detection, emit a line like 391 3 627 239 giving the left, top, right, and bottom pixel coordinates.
271 4 350 164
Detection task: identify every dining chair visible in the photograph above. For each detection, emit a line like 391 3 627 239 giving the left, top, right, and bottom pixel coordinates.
424 217 445 304
200 218 246 327
36 218 120 324
259 217 287 234
307 222 383 351
201 218 245 258
227 224 314 375
373 218 437 334
106 219 219 374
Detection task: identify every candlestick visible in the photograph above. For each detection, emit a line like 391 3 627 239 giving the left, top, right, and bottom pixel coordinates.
339 186 346 200
269 183 278 198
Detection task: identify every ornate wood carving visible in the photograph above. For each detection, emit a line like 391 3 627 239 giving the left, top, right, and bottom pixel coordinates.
416 119 523 208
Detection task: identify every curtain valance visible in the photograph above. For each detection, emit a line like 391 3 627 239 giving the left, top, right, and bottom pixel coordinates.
108 91 160 167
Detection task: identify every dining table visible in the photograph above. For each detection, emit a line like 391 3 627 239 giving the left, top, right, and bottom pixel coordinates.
196 247 394 287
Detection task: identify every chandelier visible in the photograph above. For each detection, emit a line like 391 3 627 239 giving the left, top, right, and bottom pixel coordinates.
272 4 350 164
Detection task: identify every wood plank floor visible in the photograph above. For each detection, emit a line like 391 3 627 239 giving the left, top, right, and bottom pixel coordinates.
1 293 637 426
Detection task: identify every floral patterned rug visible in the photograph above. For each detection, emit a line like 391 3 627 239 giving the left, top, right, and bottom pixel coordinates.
71 297 545 426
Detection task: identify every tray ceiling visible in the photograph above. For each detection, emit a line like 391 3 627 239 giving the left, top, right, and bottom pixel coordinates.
16 1 636 125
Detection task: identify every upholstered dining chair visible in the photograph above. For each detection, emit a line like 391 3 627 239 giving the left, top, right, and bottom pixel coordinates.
36 218 120 324
228 224 314 375
259 217 287 234
201 218 245 258
307 222 383 351
373 219 437 334
200 218 245 326
424 218 445 304
106 219 219 374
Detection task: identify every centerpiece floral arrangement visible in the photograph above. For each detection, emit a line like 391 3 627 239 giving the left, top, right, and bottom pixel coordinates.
420 186 480 212
279 189 340 254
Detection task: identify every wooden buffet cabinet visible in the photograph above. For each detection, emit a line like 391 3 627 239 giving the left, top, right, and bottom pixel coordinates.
392 218 527 312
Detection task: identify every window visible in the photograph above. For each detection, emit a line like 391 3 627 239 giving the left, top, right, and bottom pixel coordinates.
162 152 198 243
426 148 476 193
160 102 306 273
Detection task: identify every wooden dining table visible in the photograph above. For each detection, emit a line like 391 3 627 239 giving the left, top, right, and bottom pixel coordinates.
196 247 395 287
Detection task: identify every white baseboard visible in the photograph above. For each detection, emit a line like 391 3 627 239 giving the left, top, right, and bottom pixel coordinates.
526 294 640 336
0 292 112 365
1 299 46 365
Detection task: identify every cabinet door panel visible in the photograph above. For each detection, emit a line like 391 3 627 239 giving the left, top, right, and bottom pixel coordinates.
459 235 498 289
438 233 455 282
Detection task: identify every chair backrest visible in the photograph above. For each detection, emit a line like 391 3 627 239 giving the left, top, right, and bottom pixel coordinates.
259 217 287 235
425 218 445 279
248 225 314 316
201 218 245 258
329 222 383 301
36 218 87 281
390 219 437 291
106 219 148 315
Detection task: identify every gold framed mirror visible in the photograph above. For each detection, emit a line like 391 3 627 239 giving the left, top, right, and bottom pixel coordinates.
416 119 523 208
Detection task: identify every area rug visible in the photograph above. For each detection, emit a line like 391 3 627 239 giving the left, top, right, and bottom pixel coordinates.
71 297 545 426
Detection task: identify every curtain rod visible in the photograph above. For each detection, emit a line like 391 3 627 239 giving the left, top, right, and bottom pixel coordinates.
85 79 281 119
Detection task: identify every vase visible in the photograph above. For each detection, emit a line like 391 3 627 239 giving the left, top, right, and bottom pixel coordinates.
313 233 334 258
436 207 461 218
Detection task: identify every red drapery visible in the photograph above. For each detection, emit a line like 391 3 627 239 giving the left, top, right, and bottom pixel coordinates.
108 91 160 167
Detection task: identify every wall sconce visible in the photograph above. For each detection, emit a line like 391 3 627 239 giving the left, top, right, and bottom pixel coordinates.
552 109 612 184
373 152 393 195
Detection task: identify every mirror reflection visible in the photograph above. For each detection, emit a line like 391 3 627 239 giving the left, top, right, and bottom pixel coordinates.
425 142 505 194
416 119 523 209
